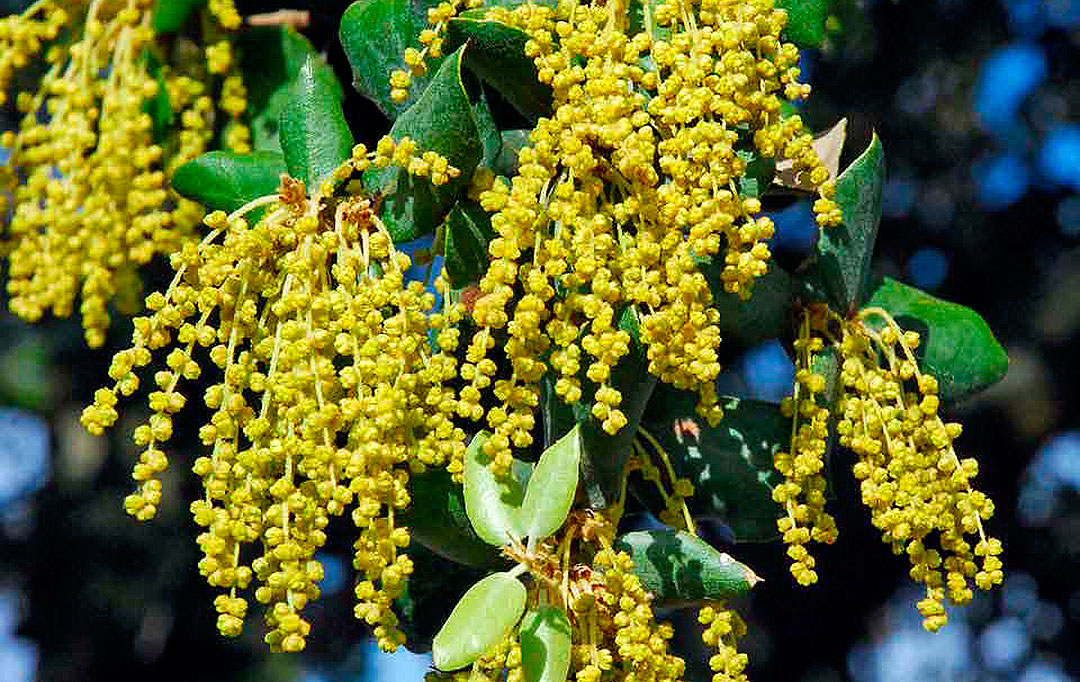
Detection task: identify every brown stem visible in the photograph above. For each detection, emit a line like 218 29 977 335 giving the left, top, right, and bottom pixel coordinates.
245 9 310 29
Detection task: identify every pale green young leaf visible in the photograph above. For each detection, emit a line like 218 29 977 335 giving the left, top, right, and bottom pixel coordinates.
432 572 527 670
520 606 572 682
518 424 581 542
464 432 525 547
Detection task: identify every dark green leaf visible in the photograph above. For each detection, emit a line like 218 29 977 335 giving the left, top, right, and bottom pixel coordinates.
864 277 1009 403
142 52 173 144
812 132 884 311
464 432 525 547
432 572 527 671
519 425 581 542
365 44 483 242
640 390 787 542
494 129 531 177
394 541 487 653
470 80 503 168
444 12 552 121
339 0 443 119
238 27 329 153
401 467 508 569
776 0 828 48
707 264 795 348
578 306 658 508
152 0 204 33
614 529 761 603
171 151 286 213
279 55 354 191
520 606 572 682
734 133 777 197
443 200 495 288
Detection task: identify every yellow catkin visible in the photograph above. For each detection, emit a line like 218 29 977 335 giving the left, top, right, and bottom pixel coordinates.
774 308 839 585
82 146 466 652
837 309 1003 631
699 602 750 682
405 0 840 472
1 0 246 346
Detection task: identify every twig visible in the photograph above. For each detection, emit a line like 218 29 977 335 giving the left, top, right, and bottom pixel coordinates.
245 9 311 29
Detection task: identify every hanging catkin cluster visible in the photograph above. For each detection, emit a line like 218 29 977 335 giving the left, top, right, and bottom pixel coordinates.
772 306 1005 630
82 143 468 651
0 0 247 347
773 310 839 586
392 0 841 473
836 309 1003 631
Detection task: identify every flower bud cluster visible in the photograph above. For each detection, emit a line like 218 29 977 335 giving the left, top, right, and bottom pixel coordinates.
836 310 1003 631
573 548 685 682
774 311 838 585
408 0 841 471
388 0 485 103
699 603 750 682
1 0 246 347
0 1 68 105
83 150 468 651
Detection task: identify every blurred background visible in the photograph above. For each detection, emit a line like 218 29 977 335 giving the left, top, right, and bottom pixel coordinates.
1 0 1078 680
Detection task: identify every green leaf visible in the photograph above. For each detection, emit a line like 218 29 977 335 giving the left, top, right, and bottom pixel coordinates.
470 80 503 168
541 306 657 507
444 12 553 121
171 151 286 213
152 0 204 33
579 306 657 507
518 425 582 542
775 0 828 48
627 0 672 41
864 277 1009 403
520 606 572 682
614 529 761 603
394 541 487 653
639 390 786 542
279 55 354 191
432 571 528 671
142 52 172 144
443 200 496 288
812 132 884 311
707 264 795 348
238 27 329 153
464 432 525 547
494 129 531 177
365 44 483 242
401 467 508 569
736 129 776 198
339 0 444 119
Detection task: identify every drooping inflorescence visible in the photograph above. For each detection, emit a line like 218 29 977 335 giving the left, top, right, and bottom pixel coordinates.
396 0 841 474
39 0 1007 671
0 0 246 347
835 309 1003 631
82 142 468 651
775 304 1004 629
774 308 838 586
